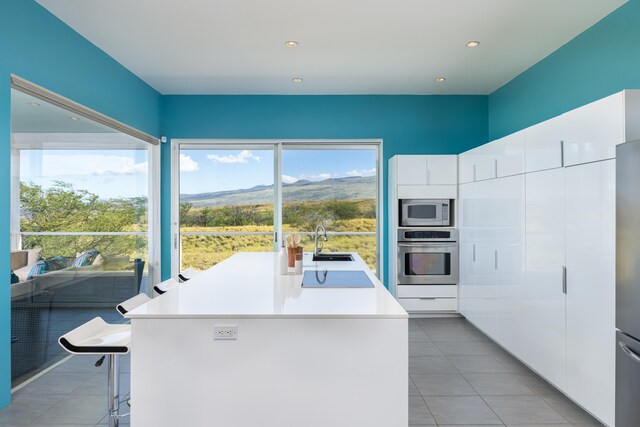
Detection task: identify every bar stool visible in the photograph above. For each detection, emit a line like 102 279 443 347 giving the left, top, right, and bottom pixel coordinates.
59 317 130 427
178 267 201 282
153 277 180 295
116 293 152 316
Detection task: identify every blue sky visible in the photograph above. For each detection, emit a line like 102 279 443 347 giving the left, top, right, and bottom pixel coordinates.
180 148 377 194
19 148 377 199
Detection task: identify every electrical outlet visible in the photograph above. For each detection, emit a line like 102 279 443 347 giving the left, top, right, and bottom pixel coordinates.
214 325 238 340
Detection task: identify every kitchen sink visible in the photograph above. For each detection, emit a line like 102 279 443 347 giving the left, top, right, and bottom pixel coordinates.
301 270 374 288
312 253 354 262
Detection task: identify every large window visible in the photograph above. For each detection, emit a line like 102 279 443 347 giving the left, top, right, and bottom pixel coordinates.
9 85 159 386
173 141 381 274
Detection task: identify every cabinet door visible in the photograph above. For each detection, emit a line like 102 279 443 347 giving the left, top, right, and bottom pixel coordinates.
563 93 623 167
496 132 525 178
458 151 476 184
494 175 526 359
565 159 615 426
426 155 457 185
475 144 497 181
396 156 428 185
525 116 563 173
524 168 567 391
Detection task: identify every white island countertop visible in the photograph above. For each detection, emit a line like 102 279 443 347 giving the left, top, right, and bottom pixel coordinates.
127 252 407 319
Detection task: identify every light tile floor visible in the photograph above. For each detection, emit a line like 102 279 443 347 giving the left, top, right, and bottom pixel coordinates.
0 317 603 426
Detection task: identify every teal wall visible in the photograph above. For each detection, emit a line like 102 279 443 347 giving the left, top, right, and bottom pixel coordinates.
489 0 640 140
4 0 638 413
0 0 161 407
160 95 489 286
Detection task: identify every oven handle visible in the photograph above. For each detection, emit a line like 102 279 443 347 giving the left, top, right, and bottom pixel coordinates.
398 242 457 247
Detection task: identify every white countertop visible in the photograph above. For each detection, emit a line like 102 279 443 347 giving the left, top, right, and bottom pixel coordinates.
126 252 407 319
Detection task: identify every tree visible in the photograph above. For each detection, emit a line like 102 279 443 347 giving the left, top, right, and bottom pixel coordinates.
20 181 146 258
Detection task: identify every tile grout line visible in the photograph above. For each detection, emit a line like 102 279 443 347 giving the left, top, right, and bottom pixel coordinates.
11 354 74 393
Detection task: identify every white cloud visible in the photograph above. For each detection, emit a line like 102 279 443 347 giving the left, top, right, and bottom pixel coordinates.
345 168 376 177
207 150 261 164
94 159 148 175
282 175 298 184
27 154 149 177
180 154 199 172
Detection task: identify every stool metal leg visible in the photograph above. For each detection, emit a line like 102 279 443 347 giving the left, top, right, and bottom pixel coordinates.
107 354 120 427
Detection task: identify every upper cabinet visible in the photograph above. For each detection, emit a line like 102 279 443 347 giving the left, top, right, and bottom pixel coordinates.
465 90 640 177
527 90 640 171
525 116 564 173
395 155 457 186
495 132 525 178
426 155 458 185
396 156 428 185
459 131 525 183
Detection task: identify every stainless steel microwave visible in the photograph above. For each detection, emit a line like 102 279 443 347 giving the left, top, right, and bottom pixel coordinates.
400 199 451 227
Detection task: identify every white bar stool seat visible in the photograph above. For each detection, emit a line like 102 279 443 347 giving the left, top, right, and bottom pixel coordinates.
116 293 152 316
153 277 180 295
178 267 201 282
59 317 130 427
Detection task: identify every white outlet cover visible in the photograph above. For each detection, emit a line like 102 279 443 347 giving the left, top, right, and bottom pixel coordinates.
214 325 238 340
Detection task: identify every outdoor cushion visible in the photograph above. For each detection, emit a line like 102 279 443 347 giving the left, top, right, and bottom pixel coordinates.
73 248 99 267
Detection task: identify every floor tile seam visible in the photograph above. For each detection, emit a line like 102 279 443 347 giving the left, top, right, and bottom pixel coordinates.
0 394 67 423
29 394 109 426
479 394 574 426
459 373 538 396
476 394 515 426
414 392 437 424
536 393 599 425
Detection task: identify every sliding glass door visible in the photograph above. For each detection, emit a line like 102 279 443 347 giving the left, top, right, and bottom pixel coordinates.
174 141 381 274
178 146 276 270
9 87 159 386
281 146 377 270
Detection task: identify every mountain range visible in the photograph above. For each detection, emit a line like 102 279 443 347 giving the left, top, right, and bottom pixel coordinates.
180 175 376 207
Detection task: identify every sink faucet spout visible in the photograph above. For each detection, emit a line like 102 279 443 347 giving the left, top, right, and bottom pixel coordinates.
314 224 328 256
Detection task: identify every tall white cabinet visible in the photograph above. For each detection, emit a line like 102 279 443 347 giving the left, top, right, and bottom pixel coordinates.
565 160 616 423
388 155 458 313
458 90 640 426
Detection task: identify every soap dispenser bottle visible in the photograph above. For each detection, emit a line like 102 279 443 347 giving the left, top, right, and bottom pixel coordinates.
278 239 288 275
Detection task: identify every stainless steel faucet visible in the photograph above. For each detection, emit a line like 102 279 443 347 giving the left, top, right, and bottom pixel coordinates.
314 224 328 256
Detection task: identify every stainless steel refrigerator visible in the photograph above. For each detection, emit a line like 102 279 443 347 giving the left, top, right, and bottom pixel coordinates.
616 139 640 426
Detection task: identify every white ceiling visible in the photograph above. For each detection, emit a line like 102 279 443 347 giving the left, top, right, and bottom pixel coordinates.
36 0 626 95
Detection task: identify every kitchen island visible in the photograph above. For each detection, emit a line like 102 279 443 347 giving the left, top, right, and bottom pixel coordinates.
126 252 408 427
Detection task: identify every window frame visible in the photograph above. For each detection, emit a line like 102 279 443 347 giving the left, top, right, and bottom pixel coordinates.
171 139 384 278
9 79 161 288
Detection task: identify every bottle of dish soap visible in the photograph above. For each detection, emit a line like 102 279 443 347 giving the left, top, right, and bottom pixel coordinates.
278 239 288 275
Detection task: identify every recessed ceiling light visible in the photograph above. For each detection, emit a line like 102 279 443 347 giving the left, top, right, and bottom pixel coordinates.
69 117 80 121
466 41 480 48
285 40 299 48
435 77 446 83
292 77 303 83
27 102 40 107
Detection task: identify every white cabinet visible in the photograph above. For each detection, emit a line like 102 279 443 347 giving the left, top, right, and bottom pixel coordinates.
458 146 495 184
525 115 564 173
389 154 458 313
458 152 476 184
562 93 623 167
495 132 525 178
524 168 567 391
493 175 525 360
396 156 428 185
395 155 457 186
427 155 458 185
459 132 524 183
565 159 615 426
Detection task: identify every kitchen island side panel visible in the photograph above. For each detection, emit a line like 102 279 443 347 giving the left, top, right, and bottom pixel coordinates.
131 317 408 427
